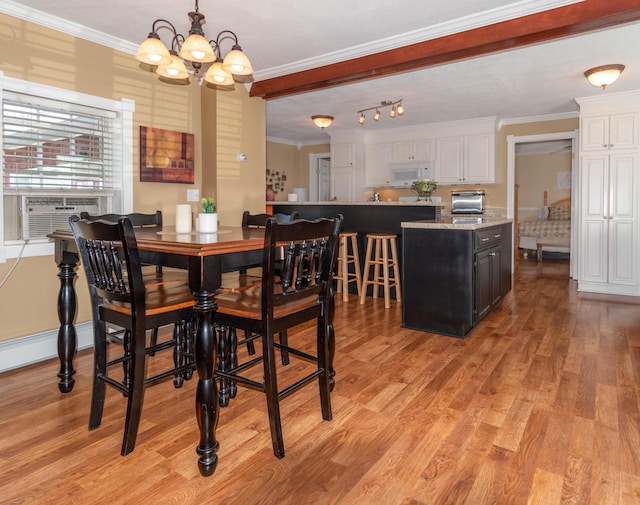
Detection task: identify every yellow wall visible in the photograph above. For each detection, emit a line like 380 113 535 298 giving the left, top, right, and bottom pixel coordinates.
266 141 330 201
0 14 266 342
516 151 572 222
496 118 579 211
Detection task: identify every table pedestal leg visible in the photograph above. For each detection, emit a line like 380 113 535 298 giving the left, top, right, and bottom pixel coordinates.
56 261 77 393
193 290 219 477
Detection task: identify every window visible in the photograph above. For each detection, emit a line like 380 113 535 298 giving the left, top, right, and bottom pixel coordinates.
0 73 134 262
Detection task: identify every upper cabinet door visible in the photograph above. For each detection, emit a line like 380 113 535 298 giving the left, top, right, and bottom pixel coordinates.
435 136 463 184
581 113 639 151
464 134 494 183
331 143 355 167
610 114 639 150
392 139 434 161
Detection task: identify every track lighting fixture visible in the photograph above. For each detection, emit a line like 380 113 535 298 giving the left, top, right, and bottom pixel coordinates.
357 99 404 124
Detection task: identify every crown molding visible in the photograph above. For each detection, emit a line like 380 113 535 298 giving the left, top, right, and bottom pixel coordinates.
252 0 582 81
500 111 579 128
266 136 329 148
0 0 138 54
1 0 582 79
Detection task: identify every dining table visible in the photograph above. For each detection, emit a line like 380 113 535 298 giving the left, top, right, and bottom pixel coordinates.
49 224 266 477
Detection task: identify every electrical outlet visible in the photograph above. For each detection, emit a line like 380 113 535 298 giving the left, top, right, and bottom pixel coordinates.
187 189 200 202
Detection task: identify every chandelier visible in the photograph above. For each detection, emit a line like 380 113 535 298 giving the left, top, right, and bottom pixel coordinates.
357 99 404 124
135 0 253 86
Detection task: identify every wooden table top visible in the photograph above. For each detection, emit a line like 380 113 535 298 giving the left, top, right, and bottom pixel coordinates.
49 225 266 257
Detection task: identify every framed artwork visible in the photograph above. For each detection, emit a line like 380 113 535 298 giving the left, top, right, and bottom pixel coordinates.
140 126 195 183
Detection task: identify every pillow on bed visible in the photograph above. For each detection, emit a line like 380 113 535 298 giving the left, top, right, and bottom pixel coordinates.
538 206 549 219
548 205 570 220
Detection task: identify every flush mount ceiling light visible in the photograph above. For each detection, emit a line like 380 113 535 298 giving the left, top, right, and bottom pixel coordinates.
311 115 334 130
584 64 625 89
357 99 404 124
135 0 253 87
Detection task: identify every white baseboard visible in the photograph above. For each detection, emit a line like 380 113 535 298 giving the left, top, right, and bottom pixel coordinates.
0 322 94 373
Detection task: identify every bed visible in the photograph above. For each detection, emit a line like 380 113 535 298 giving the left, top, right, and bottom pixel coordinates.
517 190 571 259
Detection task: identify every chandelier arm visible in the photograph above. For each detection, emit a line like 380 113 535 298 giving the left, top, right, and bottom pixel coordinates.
150 19 180 39
207 40 223 60
214 30 240 47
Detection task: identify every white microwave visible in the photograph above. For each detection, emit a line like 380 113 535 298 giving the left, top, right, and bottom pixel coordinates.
388 161 434 188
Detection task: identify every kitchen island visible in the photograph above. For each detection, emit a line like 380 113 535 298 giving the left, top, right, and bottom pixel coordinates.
402 218 512 337
270 201 443 297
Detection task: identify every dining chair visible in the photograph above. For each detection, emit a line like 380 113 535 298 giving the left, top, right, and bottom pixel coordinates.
214 214 343 458
69 215 196 456
79 211 190 354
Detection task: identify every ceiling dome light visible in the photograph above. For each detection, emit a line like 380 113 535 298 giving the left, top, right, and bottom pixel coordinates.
311 115 334 130
584 64 625 89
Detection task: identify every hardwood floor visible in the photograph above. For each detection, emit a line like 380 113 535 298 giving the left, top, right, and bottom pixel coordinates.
2 257 640 504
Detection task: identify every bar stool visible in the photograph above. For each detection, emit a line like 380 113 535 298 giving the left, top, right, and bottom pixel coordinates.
334 232 362 301
359 233 401 309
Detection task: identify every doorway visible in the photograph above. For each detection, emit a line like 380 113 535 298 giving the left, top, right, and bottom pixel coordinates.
507 130 579 279
309 152 331 201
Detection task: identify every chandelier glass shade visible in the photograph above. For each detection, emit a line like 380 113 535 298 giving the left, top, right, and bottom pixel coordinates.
135 0 252 86
584 64 625 89
357 100 404 124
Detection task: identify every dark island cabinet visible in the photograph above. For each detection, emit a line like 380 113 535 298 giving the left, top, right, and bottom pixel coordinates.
270 203 441 296
402 222 512 337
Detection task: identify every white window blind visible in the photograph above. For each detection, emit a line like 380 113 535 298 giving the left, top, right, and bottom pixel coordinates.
0 73 135 262
2 90 117 192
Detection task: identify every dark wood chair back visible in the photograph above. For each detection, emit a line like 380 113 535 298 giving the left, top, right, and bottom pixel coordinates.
70 216 146 323
80 210 162 228
241 210 299 228
80 211 164 273
262 215 341 314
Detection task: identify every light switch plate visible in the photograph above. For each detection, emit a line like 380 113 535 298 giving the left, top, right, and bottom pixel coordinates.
187 189 200 202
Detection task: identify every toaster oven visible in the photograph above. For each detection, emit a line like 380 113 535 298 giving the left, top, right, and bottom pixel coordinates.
451 190 485 214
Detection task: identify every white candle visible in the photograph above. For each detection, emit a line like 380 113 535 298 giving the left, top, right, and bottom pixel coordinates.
287 193 298 202
175 204 192 233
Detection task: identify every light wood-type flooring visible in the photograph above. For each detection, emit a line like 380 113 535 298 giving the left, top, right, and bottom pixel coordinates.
2 256 640 504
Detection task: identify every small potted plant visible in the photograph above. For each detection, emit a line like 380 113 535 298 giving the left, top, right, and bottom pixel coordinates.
198 197 218 233
411 179 437 201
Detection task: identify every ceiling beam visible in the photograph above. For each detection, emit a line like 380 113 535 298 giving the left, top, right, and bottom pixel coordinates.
250 0 640 100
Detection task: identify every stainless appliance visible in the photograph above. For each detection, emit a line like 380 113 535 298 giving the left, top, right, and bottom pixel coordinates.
451 190 485 214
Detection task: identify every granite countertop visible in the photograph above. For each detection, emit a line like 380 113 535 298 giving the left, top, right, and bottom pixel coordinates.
401 217 512 230
269 200 443 207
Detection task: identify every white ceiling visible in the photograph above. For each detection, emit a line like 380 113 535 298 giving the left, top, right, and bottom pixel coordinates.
3 0 640 144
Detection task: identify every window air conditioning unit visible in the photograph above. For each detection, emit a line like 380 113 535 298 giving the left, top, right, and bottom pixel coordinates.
21 195 107 240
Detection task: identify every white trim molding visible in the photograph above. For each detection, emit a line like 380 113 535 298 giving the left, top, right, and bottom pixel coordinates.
0 322 93 373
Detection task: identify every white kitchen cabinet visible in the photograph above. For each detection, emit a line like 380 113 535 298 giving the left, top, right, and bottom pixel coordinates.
392 139 433 162
435 136 462 184
464 134 494 182
581 113 639 151
331 143 355 168
331 167 355 201
579 152 638 294
364 143 391 187
435 133 494 184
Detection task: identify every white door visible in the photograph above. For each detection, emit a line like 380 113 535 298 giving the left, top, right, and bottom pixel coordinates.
318 158 331 201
